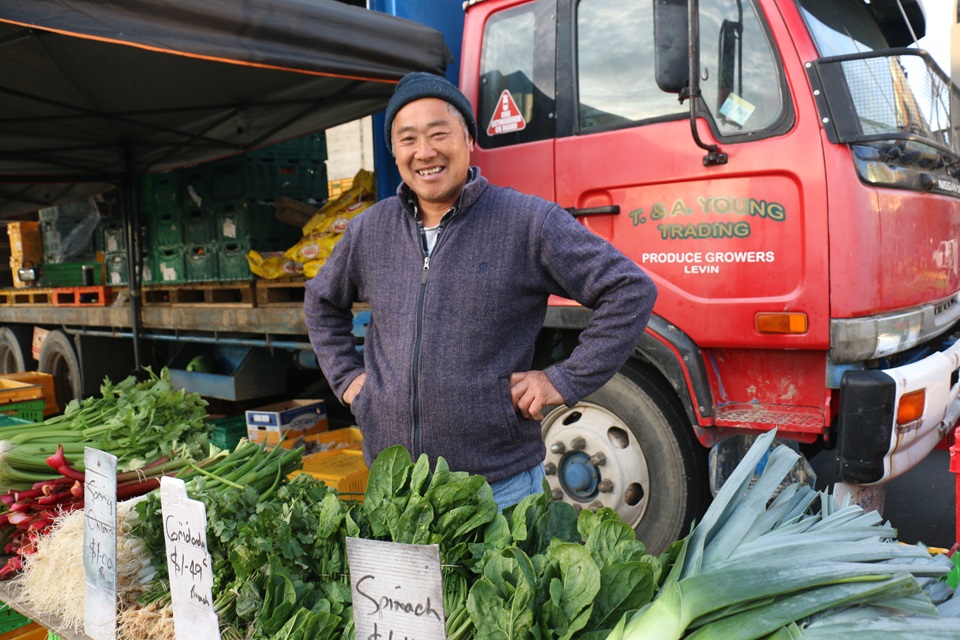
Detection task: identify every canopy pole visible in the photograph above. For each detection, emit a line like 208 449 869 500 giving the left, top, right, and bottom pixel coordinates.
119 155 144 373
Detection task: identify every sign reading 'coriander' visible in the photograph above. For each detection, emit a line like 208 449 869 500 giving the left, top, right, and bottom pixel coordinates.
160 476 220 640
346 538 447 640
84 447 117 640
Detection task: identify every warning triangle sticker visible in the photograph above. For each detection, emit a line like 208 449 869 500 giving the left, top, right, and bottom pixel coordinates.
486 90 527 136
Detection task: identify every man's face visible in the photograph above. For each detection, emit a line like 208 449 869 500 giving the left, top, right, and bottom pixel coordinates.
391 98 474 214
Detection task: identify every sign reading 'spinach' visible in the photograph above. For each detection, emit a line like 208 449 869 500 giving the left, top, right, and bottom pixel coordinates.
487 89 527 136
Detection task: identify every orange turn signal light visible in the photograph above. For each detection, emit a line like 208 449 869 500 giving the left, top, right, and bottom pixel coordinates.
897 389 925 425
755 313 808 334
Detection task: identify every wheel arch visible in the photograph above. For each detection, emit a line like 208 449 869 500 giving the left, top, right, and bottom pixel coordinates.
543 309 713 425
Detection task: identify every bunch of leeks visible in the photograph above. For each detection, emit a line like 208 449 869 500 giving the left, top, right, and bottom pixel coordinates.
605 429 959 639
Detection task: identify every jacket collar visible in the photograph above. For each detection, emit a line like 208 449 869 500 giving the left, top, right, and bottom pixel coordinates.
398 166 488 224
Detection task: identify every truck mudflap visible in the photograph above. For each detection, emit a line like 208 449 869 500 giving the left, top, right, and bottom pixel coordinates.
837 339 960 485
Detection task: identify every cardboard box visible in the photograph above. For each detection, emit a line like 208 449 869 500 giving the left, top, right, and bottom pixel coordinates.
245 399 327 447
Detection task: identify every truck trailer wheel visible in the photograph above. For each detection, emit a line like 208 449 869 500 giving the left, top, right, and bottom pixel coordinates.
38 330 82 407
541 364 709 553
0 327 30 374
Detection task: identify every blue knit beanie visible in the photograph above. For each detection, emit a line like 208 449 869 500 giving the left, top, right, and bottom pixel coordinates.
384 72 478 152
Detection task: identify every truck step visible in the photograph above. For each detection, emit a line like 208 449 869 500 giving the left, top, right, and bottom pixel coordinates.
143 281 256 306
713 403 825 437
255 278 305 307
0 287 53 306
51 285 115 307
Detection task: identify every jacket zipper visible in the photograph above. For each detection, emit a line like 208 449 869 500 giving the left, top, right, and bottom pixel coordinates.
411 220 433 456
412 250 430 456
410 200 457 456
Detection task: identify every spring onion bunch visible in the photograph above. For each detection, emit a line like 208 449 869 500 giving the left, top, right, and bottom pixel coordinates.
606 429 959 640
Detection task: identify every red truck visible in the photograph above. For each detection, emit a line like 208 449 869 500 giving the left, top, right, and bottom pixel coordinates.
450 0 959 551
1 0 955 554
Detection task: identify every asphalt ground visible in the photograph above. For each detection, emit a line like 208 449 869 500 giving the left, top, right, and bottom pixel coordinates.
809 447 956 549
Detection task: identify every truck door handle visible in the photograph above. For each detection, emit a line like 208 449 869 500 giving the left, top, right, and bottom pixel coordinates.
566 205 621 217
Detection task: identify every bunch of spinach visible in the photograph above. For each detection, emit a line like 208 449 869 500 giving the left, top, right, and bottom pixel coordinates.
465 490 672 640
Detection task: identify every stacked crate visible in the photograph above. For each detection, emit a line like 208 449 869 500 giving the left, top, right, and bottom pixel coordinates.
7 222 42 288
139 133 327 284
98 217 152 287
38 200 100 265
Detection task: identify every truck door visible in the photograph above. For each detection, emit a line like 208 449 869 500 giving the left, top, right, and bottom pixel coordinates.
465 0 557 201
553 0 831 356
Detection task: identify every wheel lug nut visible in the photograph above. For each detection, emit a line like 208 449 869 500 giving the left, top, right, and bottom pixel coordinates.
588 500 603 510
571 437 586 451
550 442 566 454
551 488 564 501
543 462 557 475
589 452 606 466
572 504 582 513
598 479 614 493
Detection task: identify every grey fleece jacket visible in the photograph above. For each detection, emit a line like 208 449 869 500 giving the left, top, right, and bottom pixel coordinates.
304 169 656 483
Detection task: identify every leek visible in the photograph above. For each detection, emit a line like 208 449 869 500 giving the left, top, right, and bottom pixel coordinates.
606 429 959 640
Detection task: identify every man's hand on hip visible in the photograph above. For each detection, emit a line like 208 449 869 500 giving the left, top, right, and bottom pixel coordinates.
509 370 563 421
343 373 366 405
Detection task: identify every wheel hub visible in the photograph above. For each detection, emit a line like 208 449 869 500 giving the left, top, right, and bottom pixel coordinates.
558 450 599 500
541 401 651 527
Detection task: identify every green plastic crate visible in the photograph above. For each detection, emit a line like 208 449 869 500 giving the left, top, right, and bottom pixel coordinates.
250 132 328 160
0 604 32 635
184 244 218 282
181 167 215 208
218 242 253 281
104 252 128 286
0 413 32 428
39 261 103 287
208 415 247 451
0 399 45 423
0 399 45 422
182 208 216 244
213 200 251 242
152 246 185 285
140 172 181 212
100 221 126 253
149 209 183 246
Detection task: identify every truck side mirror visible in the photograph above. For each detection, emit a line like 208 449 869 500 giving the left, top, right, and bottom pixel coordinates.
653 0 690 94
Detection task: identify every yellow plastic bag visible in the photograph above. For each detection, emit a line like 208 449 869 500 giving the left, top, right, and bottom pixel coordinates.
246 250 303 279
302 169 375 236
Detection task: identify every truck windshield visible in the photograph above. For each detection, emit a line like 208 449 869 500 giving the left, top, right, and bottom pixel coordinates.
799 0 960 187
797 0 890 56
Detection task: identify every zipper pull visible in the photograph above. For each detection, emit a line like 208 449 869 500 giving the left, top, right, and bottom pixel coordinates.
421 255 431 284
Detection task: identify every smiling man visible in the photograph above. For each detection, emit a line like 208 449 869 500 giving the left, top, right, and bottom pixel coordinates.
304 72 657 511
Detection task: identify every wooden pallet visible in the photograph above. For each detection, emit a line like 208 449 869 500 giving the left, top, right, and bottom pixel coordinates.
51 285 114 307
143 281 256 306
0 287 54 306
255 278 306 307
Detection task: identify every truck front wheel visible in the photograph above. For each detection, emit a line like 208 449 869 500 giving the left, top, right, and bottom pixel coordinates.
0 327 30 374
541 364 709 553
38 330 82 407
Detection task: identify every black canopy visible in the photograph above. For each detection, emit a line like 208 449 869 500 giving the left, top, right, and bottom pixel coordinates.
0 0 450 217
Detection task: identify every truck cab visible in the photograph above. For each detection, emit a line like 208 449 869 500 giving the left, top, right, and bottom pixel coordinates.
458 0 960 551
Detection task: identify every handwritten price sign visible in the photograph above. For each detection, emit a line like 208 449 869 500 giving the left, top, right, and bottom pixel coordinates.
84 447 117 640
347 538 446 640
160 476 220 639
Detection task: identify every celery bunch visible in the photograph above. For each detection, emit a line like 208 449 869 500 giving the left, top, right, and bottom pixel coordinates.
607 429 959 640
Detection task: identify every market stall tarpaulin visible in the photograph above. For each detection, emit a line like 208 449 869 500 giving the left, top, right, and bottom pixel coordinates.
0 0 451 217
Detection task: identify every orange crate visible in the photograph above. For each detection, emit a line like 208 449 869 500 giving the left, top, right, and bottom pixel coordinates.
0 377 44 406
0 625 46 640
6 222 42 262
0 372 58 416
302 426 362 461
292 449 368 500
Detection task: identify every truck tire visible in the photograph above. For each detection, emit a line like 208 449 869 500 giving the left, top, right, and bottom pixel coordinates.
0 327 30 374
541 363 709 554
38 330 82 407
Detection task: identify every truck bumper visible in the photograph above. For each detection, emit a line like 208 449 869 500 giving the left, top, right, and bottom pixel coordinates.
836 339 960 484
